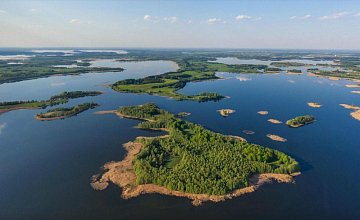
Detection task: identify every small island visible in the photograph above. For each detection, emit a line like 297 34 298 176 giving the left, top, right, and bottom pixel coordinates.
351 91 360 94
257 111 268 115
268 119 282 124
91 103 299 205
286 115 315 128
217 109 235 117
266 134 287 142
307 102 322 108
0 91 102 115
36 103 99 121
177 112 191 117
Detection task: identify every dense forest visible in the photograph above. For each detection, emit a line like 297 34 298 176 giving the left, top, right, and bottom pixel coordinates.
118 103 300 195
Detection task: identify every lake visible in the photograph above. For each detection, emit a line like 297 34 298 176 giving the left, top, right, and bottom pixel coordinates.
0 58 360 219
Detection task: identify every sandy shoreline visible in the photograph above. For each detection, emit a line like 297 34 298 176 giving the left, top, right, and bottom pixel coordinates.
35 115 68 121
327 76 340 81
95 110 156 122
346 84 360 88
287 71 303 75
224 135 247 142
91 140 298 206
0 106 39 116
350 110 360 121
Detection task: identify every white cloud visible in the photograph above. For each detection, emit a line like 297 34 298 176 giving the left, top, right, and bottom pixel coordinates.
235 15 262 21
0 10 6 15
206 18 226 25
30 8 38 12
0 123 6 135
164 16 177 23
354 12 360 17
290 14 312 20
319 11 352 20
235 15 252 21
69 19 93 25
143 14 151 21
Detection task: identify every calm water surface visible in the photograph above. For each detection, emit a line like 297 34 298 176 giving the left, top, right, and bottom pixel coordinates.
0 58 359 219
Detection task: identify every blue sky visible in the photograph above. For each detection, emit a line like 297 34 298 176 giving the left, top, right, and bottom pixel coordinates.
0 0 359 49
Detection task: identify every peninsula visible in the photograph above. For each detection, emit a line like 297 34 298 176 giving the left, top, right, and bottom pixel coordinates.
112 60 268 102
36 102 99 121
0 55 124 84
0 91 102 115
91 103 300 205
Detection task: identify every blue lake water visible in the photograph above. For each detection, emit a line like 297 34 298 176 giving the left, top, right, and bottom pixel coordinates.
0 58 360 219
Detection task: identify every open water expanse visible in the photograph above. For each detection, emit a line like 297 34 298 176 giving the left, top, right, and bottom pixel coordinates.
0 58 360 219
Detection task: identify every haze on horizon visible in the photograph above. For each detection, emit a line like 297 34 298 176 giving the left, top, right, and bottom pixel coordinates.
0 0 360 50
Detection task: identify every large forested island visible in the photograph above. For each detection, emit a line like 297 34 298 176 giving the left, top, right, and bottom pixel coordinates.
36 102 99 121
0 91 102 115
91 103 300 205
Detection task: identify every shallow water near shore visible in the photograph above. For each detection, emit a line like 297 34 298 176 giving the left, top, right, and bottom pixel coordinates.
1 58 360 219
